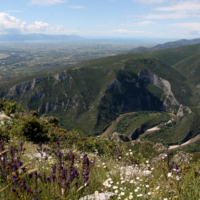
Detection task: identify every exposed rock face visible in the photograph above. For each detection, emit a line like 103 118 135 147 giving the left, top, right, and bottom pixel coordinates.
110 132 131 143
177 104 192 117
138 70 180 112
1 77 44 99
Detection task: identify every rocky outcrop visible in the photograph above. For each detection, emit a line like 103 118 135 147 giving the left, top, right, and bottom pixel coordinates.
110 132 131 143
1 77 44 99
138 70 179 112
177 104 192 117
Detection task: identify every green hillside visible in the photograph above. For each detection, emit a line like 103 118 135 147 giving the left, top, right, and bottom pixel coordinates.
1 42 200 148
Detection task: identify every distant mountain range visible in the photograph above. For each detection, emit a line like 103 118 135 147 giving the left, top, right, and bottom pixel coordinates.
128 38 200 53
0 33 86 42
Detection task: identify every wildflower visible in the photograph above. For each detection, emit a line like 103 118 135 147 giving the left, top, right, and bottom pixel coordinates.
73 150 76 153
61 188 65 195
174 163 179 171
147 192 151 195
94 191 98 195
137 194 143 197
163 198 168 200
103 181 108 186
113 186 118 189
156 186 160 190
49 161 53 165
134 189 138 192
114 190 118 193
125 198 128 200
130 180 133 183
168 173 172 177
127 195 132 200
120 192 125 196
130 152 133 155
176 176 180 181
146 185 149 188
136 177 140 180
129 149 131 151
146 160 149 163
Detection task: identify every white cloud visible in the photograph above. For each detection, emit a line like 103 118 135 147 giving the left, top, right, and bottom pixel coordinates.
122 21 156 26
154 1 200 13
68 6 86 9
27 21 50 31
171 22 200 31
5 10 22 13
29 0 67 6
129 1 200 20
128 12 192 19
54 24 80 34
0 12 79 34
0 12 26 33
112 29 144 34
132 0 167 4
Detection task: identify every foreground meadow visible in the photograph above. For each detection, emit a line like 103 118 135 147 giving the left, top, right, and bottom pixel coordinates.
0 136 200 200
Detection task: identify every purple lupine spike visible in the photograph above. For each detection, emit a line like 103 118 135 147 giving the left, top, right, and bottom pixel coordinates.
70 151 75 169
174 163 179 170
43 172 46 183
29 173 33 179
46 177 51 183
51 164 57 174
20 142 24 151
57 152 63 158
51 174 56 183
21 180 27 190
0 138 5 151
34 172 38 190
61 168 68 180
61 179 66 186
26 186 33 194
13 164 18 171
82 154 90 185
9 146 15 157
38 142 42 148
56 142 60 148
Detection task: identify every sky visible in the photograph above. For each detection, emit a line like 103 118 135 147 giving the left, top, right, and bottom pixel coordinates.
1 0 200 39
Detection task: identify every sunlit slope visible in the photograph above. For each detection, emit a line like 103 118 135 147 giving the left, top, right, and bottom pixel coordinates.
0 54 192 136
